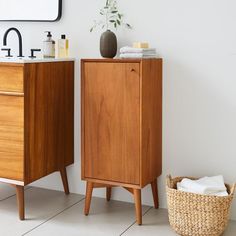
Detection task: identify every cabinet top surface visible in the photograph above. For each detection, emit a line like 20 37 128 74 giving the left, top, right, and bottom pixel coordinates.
81 58 162 63
0 57 75 65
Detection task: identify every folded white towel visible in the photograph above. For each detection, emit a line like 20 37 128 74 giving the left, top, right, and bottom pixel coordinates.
120 53 157 59
177 184 228 196
120 46 156 54
177 175 228 196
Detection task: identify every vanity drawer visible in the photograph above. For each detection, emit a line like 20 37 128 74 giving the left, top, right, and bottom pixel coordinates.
0 66 24 93
0 95 24 181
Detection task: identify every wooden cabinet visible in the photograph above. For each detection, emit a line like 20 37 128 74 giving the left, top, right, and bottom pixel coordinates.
81 59 162 225
0 61 74 220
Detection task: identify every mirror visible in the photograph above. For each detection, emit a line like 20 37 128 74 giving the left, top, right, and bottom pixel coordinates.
0 0 62 22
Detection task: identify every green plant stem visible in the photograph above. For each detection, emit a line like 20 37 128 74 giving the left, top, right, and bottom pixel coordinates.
106 10 109 30
90 0 131 32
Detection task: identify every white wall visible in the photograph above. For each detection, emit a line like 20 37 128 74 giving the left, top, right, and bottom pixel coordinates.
0 0 235 220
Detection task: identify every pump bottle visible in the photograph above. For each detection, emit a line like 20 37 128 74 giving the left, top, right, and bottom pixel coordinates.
43 31 55 58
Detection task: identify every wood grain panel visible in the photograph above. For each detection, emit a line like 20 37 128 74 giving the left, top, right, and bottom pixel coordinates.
82 62 140 185
0 65 23 92
24 62 74 184
0 95 24 180
140 59 162 187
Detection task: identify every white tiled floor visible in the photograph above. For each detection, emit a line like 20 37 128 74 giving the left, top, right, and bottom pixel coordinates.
0 184 235 236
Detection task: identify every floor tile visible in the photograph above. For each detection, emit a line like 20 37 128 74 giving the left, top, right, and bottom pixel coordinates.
124 208 236 236
0 186 234 236
123 208 177 236
26 197 150 236
0 183 21 201
223 221 236 236
0 187 84 236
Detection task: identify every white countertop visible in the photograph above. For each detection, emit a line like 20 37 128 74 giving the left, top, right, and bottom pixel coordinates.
0 57 75 63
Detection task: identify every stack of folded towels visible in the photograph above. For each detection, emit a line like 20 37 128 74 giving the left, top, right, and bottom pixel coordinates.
177 175 228 196
120 46 157 59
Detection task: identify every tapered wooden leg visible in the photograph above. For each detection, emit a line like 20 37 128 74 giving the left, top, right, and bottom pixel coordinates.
151 179 159 209
134 189 142 225
60 168 70 195
16 186 25 221
84 182 94 216
106 187 112 201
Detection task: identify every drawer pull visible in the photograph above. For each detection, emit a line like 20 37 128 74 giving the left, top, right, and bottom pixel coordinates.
131 68 135 72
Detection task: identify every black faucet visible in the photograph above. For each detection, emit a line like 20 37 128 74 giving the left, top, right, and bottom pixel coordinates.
3 27 23 57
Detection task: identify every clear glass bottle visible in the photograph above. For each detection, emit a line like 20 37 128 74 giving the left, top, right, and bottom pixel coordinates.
58 35 69 58
43 31 55 58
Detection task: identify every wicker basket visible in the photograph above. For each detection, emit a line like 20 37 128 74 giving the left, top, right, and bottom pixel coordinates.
166 175 236 236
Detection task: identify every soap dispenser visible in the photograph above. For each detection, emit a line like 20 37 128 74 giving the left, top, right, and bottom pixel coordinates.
43 31 55 58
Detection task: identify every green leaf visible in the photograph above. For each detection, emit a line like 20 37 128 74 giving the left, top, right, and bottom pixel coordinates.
89 0 131 32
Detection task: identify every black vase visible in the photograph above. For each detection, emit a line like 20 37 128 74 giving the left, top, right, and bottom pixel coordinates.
100 30 117 58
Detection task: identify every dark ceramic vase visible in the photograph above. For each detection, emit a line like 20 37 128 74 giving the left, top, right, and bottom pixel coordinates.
100 30 117 58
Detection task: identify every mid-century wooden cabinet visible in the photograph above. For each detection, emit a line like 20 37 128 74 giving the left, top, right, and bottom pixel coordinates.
81 59 162 225
0 61 74 220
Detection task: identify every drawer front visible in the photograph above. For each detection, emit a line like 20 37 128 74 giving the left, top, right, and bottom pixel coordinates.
0 66 24 92
0 95 24 181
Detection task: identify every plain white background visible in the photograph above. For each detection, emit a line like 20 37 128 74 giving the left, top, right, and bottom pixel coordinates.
0 0 235 220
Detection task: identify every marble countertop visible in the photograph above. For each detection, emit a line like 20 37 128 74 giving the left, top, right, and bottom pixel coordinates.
0 57 75 64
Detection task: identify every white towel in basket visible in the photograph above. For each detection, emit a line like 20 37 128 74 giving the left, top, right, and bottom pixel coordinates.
177 175 228 196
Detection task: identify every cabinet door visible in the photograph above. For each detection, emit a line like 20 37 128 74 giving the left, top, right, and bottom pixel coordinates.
0 95 24 181
83 62 140 185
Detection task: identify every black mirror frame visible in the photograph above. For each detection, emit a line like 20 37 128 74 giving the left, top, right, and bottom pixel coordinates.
0 0 62 22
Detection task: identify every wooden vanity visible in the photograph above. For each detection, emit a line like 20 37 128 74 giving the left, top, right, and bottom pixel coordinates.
0 59 74 220
81 59 162 225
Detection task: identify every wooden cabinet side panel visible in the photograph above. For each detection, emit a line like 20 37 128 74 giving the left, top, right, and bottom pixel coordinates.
81 62 85 179
82 62 140 185
24 63 45 183
24 62 74 184
141 59 162 187
64 63 74 167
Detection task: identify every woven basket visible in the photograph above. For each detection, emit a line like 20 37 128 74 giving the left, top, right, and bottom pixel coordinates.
166 175 236 236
